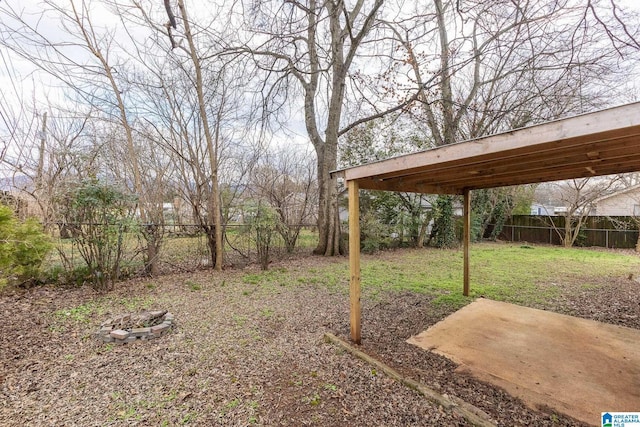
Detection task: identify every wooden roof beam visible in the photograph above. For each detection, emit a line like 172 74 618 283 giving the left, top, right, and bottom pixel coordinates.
339 103 640 182
388 152 640 189
362 133 640 183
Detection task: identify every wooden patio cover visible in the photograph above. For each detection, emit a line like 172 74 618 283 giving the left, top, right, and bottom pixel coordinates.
331 102 640 343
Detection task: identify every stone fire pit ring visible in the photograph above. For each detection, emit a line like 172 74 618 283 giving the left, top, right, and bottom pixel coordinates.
96 311 174 345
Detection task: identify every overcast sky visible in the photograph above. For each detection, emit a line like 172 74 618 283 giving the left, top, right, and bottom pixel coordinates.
2 0 640 156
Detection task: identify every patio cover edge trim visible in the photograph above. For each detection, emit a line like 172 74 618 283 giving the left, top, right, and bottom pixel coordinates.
331 102 640 188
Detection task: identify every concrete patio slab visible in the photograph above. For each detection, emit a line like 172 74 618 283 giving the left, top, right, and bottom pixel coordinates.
407 298 640 426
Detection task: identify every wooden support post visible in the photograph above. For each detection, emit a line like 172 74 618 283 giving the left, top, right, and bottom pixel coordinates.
348 180 361 344
463 188 471 297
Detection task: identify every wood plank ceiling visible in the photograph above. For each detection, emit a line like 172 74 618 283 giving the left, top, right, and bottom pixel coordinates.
333 102 640 194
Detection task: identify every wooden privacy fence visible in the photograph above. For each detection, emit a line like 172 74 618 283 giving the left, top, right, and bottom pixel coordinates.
494 216 639 249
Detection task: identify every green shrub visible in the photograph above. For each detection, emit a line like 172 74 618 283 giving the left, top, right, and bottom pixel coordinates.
0 205 51 288
59 179 139 290
433 195 458 248
360 212 392 254
244 201 280 270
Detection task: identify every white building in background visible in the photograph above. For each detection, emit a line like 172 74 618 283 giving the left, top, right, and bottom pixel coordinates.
532 184 640 217
529 203 554 216
591 184 640 217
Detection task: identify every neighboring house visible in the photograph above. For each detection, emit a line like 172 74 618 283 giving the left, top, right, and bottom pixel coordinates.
337 188 462 222
529 203 554 216
591 184 640 216
529 203 598 217
531 180 634 217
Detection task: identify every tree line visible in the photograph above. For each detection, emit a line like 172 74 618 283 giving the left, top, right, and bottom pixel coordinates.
0 0 638 284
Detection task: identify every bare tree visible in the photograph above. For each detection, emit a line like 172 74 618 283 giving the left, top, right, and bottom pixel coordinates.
388 0 639 141
235 0 391 256
249 148 317 252
3 0 638 265
117 0 261 269
376 0 640 245
231 0 640 255
0 102 98 227
171 0 224 269
0 0 165 274
544 177 623 247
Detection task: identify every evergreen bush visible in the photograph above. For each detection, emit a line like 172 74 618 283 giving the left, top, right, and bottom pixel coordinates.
0 205 51 288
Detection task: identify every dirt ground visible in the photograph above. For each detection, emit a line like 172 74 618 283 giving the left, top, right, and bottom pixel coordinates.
1 250 639 426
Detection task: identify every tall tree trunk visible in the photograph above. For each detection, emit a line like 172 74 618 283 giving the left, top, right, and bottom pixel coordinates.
145 225 161 276
314 137 343 256
178 0 223 270
313 0 346 256
298 0 381 256
564 218 573 248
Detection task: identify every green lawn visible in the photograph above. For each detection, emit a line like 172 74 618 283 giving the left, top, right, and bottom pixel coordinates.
45 233 640 312
239 243 640 309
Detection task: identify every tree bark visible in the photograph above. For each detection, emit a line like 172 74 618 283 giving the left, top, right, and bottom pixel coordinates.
178 0 223 270
312 0 381 256
564 217 573 248
314 128 343 256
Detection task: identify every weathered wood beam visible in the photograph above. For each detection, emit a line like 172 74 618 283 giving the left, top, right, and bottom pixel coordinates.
376 139 639 187
395 146 640 189
456 159 640 190
341 103 640 182
347 131 640 184
323 333 497 427
356 178 463 195
356 154 640 195
348 180 361 344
